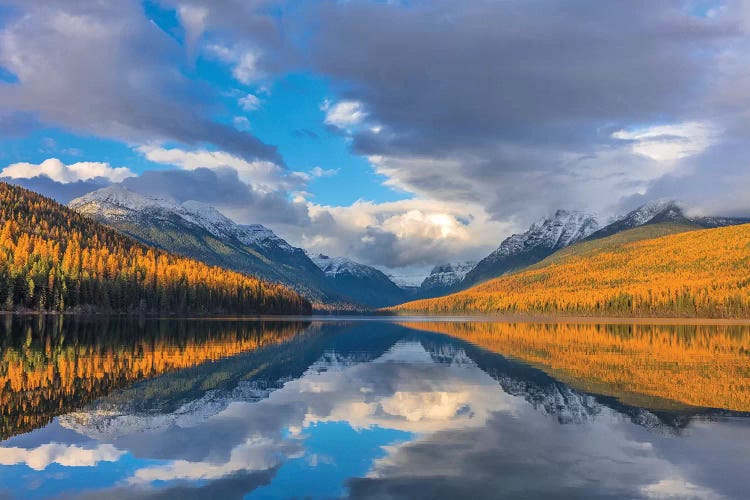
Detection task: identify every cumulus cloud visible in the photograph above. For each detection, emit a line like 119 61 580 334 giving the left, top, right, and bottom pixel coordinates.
322 100 366 129
1 158 134 183
289 198 509 269
206 44 265 85
136 145 300 192
0 443 123 471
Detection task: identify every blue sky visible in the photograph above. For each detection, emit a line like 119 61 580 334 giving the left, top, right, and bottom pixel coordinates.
0 0 746 278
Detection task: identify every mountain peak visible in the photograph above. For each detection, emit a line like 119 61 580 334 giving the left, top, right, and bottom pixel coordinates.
421 261 477 290
616 199 684 226
69 185 177 214
458 209 599 289
499 209 599 257
309 253 375 278
70 186 295 254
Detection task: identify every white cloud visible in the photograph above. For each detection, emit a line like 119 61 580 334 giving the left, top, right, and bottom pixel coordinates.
1 158 135 183
294 197 509 269
239 93 261 111
309 166 338 178
177 5 208 55
612 121 720 162
641 478 723 499
137 145 298 193
129 436 300 484
0 443 123 471
233 115 251 131
233 51 262 84
323 100 366 128
205 44 264 85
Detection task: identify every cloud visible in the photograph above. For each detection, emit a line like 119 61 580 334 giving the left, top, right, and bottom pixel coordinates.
136 145 300 192
233 116 251 131
309 166 337 178
0 443 123 471
0 1 281 164
322 100 366 129
119 167 310 225
1 176 113 204
1 158 134 183
290 198 508 269
612 121 721 162
206 44 265 85
239 93 261 111
298 0 750 220
177 4 208 56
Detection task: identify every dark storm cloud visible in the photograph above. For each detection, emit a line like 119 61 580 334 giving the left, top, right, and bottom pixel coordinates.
292 0 750 223
308 0 734 155
0 1 282 164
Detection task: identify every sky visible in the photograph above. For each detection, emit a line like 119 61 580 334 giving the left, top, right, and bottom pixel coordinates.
1 0 749 282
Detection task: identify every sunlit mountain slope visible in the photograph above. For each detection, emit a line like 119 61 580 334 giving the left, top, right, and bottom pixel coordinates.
392 223 750 318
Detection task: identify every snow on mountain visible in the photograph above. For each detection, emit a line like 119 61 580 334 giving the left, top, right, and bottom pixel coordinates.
460 210 599 289
490 210 600 260
586 199 750 240
309 253 380 278
618 199 681 227
70 185 295 253
421 261 477 290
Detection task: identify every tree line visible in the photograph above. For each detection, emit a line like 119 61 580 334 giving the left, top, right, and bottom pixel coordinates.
394 223 750 318
0 182 311 315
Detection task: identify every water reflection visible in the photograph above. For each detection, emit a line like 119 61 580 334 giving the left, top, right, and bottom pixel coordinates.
0 317 748 499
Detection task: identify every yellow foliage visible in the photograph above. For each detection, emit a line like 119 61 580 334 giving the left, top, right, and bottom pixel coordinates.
393 224 750 318
401 321 750 411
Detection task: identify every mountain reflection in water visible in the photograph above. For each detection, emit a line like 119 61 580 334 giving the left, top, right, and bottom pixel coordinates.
0 316 748 499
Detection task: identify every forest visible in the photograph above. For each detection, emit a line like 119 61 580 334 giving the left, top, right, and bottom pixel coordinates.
0 317 310 439
0 183 311 315
403 320 750 412
393 223 750 318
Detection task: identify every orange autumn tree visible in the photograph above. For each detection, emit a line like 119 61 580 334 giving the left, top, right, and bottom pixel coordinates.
401 321 750 411
393 223 750 318
0 182 311 314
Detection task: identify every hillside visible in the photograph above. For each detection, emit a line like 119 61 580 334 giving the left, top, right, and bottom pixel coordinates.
391 223 750 318
459 210 599 289
69 186 348 307
0 182 311 314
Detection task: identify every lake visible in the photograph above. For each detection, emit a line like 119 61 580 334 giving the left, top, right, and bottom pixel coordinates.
1 316 749 499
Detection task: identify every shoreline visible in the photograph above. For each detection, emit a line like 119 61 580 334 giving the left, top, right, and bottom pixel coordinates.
8 311 749 325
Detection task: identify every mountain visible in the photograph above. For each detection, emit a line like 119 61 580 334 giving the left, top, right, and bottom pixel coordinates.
419 261 477 298
392 222 750 318
309 253 408 308
459 210 599 289
69 186 348 307
0 182 310 314
586 200 750 240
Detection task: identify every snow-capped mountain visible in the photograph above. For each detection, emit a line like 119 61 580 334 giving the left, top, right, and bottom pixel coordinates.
309 253 408 308
421 261 477 290
71 186 296 253
460 210 599 289
69 186 347 305
586 200 750 240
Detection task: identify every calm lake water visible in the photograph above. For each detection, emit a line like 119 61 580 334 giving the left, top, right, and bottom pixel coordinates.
1 316 749 499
